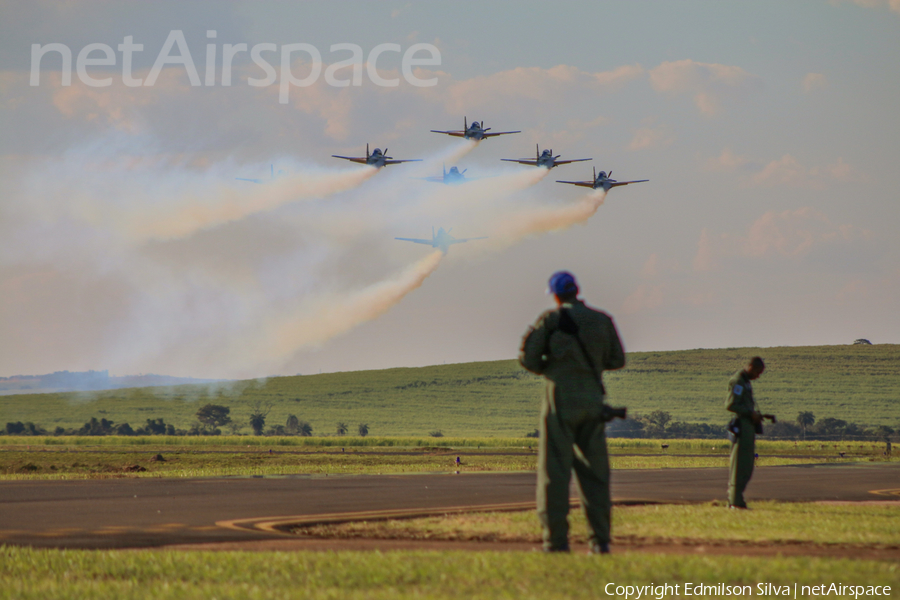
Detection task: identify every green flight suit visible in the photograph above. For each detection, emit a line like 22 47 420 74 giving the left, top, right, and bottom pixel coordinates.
519 299 626 551
725 370 757 508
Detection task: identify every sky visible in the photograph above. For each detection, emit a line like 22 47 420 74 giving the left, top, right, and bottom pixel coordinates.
1 0 898 379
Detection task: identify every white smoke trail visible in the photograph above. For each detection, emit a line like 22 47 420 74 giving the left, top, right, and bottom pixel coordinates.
490 189 608 248
137 166 379 240
242 250 444 367
401 167 552 220
17 149 378 243
2 132 614 379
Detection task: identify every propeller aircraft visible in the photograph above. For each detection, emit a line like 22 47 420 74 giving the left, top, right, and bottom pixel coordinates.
556 166 649 191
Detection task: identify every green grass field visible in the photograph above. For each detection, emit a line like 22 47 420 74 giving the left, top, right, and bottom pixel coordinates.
295 502 900 547
1 547 897 600
1 344 898 437
1 437 893 480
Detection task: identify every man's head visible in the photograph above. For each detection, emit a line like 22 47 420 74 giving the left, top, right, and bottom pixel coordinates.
745 356 765 380
548 271 579 304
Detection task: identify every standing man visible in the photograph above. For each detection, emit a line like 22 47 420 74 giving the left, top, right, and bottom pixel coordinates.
725 356 766 509
519 271 626 553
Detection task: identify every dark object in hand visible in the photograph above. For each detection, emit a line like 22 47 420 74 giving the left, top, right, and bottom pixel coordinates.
601 405 627 422
754 414 777 434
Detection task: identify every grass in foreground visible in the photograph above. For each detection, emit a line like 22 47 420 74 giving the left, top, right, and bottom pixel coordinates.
295 502 900 547
2 437 890 479
1 547 898 600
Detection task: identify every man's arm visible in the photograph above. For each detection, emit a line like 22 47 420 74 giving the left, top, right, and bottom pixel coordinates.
601 316 626 371
519 313 552 374
725 376 758 421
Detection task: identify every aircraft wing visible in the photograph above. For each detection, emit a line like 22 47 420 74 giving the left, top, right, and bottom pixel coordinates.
430 130 467 137
608 179 649 188
449 236 488 245
395 237 434 245
383 159 423 165
235 177 265 184
332 155 369 164
482 130 521 138
411 176 446 183
500 159 539 166
552 158 592 166
555 180 596 188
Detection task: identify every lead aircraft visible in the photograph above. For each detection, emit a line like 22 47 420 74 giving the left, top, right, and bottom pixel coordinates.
431 117 520 141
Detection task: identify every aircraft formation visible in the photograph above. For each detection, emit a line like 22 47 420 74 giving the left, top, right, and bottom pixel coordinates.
236 116 648 253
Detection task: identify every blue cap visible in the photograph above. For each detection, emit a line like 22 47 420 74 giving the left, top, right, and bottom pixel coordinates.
548 271 578 296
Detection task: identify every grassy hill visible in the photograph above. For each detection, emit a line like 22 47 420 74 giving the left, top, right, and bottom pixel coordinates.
1 345 898 437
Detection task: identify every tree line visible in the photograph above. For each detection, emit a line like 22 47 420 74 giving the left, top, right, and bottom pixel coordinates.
601 410 897 441
2 403 371 438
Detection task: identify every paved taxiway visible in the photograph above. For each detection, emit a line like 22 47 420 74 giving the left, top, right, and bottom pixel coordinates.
1 463 897 549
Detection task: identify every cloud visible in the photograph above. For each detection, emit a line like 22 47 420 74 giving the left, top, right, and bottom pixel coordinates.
705 149 866 188
640 252 681 278
752 154 866 188
830 0 900 14
648 59 762 115
825 157 866 183
438 63 645 117
693 228 725 272
691 208 876 270
802 72 827 93
621 283 665 315
628 120 675 151
704 147 756 172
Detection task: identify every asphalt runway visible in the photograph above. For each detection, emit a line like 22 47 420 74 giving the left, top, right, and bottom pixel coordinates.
1 463 897 549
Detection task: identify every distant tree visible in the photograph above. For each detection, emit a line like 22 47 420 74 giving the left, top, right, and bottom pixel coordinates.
267 425 287 436
605 418 645 439
78 417 115 436
286 415 300 435
297 421 313 437
6 422 25 435
138 418 168 435
53 426 66 436
226 422 243 435
812 417 848 441
336 422 348 436
796 411 816 440
188 422 221 436
248 400 272 436
765 421 800 440
114 423 135 436
525 429 540 438
646 410 672 431
429 430 444 438
196 404 232 428
358 423 369 437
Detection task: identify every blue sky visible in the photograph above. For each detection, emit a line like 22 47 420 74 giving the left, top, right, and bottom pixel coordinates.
1 1 898 378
